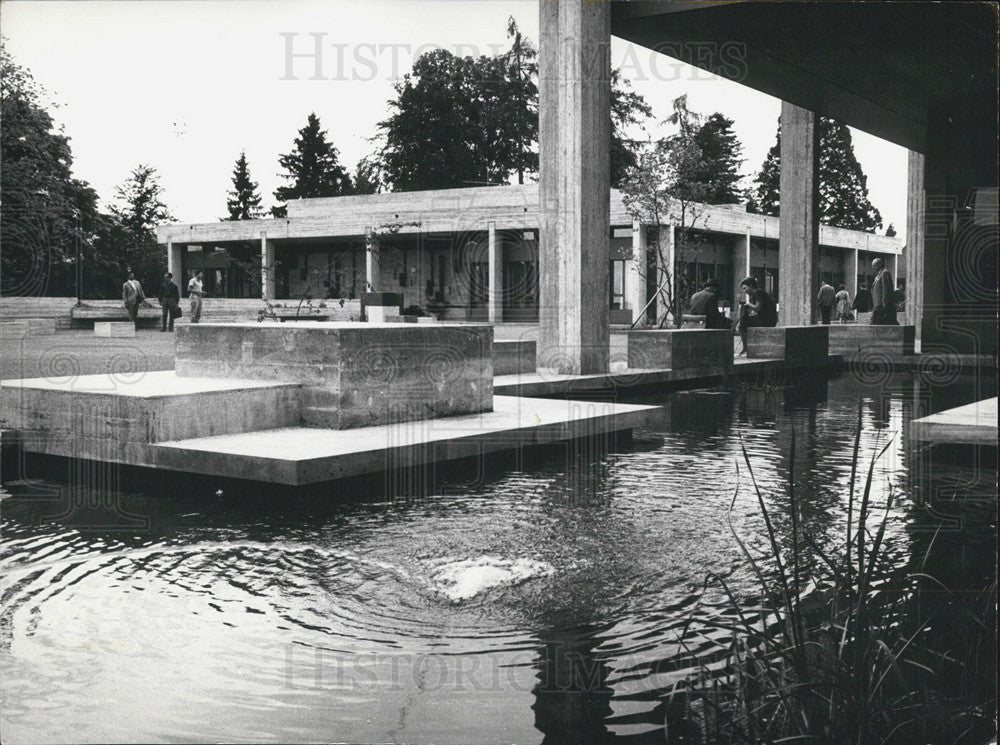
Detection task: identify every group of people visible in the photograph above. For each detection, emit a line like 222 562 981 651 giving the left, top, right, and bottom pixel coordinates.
687 256 900 355
815 257 899 326
121 269 205 331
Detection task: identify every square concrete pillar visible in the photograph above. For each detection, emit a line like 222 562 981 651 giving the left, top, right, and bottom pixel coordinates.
778 101 820 326
845 248 859 298
365 227 380 293
488 221 502 323
167 240 182 281
656 223 676 324
261 234 276 301
733 232 750 308
538 0 611 374
625 219 647 321
904 150 925 337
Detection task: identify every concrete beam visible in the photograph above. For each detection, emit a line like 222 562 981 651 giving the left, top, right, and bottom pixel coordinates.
538 0 611 374
778 101 820 326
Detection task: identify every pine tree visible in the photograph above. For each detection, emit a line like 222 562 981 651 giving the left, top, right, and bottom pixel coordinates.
273 112 352 216
105 164 172 283
225 151 262 220
692 113 746 204
748 117 883 232
885 223 896 237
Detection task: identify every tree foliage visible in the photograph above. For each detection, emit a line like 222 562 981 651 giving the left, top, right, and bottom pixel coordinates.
375 19 650 191
273 112 352 216
748 117 883 232
692 113 746 204
225 151 263 220
1 43 100 296
620 96 715 328
100 164 172 288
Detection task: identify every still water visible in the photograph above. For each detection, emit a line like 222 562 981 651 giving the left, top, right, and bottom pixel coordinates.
1 372 995 744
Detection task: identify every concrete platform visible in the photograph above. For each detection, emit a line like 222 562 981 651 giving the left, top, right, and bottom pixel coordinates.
747 325 829 362
627 329 733 372
910 397 998 445
175 322 492 429
829 324 915 357
151 396 655 484
94 321 136 338
494 340 537 375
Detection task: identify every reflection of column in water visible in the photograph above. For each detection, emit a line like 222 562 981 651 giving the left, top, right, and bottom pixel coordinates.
867 393 892 430
531 625 613 743
782 376 829 412
666 390 733 432
736 384 780 423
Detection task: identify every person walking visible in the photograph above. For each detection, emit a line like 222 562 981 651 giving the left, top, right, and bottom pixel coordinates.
835 284 853 323
688 278 726 329
122 271 145 330
187 270 204 323
852 281 873 324
158 272 181 332
817 280 836 325
736 276 777 356
870 257 898 325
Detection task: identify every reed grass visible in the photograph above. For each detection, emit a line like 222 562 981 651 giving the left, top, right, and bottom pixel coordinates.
666 402 997 745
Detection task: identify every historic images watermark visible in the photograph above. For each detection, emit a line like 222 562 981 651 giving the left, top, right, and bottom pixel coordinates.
278 34 748 84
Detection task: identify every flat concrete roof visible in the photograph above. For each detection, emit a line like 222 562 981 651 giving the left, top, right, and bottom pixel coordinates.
156 184 903 255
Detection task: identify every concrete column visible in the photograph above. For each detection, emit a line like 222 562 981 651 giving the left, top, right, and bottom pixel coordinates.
733 232 750 308
905 150 925 337
167 240 182 281
777 101 820 326
887 253 898 291
261 234 275 301
538 0 611 374
487 221 502 323
845 248 859 299
625 219 647 321
657 223 676 323
365 227 380 293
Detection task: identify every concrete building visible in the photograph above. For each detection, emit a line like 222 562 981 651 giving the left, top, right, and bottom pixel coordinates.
155 184 902 324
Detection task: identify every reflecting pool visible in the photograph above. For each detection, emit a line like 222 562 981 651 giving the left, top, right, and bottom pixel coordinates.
1 371 995 744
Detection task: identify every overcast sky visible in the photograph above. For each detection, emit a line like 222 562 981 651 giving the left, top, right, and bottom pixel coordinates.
2 0 907 232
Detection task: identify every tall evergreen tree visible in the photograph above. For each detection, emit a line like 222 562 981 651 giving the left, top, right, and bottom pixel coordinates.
748 117 883 232
692 112 746 204
273 112 352 216
610 69 654 188
225 151 262 220
352 156 381 195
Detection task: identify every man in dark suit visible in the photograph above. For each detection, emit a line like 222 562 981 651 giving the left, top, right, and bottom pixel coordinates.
158 272 181 332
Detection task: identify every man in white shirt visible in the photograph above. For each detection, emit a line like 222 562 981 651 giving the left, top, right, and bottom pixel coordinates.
187 270 204 323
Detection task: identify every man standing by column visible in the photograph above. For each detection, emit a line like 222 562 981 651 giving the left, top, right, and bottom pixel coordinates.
187 270 204 323
817 279 836 325
870 257 898 325
158 272 180 332
122 271 145 330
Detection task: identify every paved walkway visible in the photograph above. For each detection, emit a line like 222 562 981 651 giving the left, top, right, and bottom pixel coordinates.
1 329 176 380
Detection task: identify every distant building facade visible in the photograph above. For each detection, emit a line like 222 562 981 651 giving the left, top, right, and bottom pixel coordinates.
156 184 903 324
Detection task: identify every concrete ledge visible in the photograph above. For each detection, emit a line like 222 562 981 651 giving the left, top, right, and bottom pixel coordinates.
747 325 829 362
910 397 997 445
829 324 915 357
494 340 536 375
627 329 733 372
175 322 493 429
0 371 303 461
94 321 136 338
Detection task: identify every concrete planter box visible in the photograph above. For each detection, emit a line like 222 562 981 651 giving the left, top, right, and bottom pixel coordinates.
609 308 633 325
627 329 733 372
176 322 493 429
493 340 536 375
828 324 915 357
747 325 829 362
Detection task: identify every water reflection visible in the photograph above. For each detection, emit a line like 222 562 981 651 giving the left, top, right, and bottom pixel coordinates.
1 372 994 743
